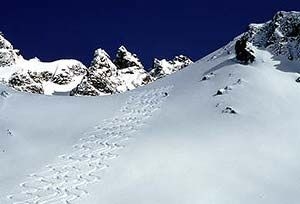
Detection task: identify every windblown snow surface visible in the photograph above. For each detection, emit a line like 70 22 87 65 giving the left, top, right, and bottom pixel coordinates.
1 40 300 204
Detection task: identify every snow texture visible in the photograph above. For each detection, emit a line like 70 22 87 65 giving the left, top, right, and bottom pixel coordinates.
1 10 300 204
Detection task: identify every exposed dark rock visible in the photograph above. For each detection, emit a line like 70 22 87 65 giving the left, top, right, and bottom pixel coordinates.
150 55 193 79
8 72 44 94
246 11 300 61
0 33 19 67
70 78 108 96
201 73 215 81
52 72 72 85
222 107 238 114
114 46 144 69
235 36 255 64
214 86 232 96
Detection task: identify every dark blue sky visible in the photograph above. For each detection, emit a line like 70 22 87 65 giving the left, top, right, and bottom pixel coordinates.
1 1 299 68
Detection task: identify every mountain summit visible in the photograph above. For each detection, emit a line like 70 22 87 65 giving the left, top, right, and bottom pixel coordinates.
0 33 20 67
0 36 193 96
242 11 300 61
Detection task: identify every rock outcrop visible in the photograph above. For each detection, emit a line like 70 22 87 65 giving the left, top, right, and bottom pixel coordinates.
7 59 87 95
71 46 153 96
245 11 300 61
150 55 193 79
71 49 121 96
0 33 20 67
235 36 255 64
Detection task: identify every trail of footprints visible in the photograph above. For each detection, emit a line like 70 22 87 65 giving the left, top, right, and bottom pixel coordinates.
5 85 173 204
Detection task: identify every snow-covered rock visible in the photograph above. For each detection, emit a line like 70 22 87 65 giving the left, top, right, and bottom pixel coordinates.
114 45 144 69
72 46 152 96
3 59 87 95
246 11 300 60
0 34 192 96
0 34 88 95
8 70 44 94
71 49 121 96
0 33 21 67
113 46 152 90
150 55 193 79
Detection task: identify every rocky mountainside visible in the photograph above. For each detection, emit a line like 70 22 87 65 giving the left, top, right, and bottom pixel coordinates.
150 55 193 79
0 32 20 67
0 34 193 96
71 46 153 96
243 11 300 61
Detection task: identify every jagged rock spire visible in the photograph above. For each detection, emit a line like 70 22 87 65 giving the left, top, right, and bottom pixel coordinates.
90 49 118 73
114 45 144 69
0 33 20 67
71 48 122 96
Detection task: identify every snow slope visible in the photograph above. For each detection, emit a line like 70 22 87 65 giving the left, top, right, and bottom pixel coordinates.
1 31 300 204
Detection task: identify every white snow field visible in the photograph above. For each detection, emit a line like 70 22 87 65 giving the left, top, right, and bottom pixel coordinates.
1 39 300 204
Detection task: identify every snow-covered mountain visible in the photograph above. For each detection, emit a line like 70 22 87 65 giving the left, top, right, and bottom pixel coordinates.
150 55 193 79
71 46 153 96
0 32 20 67
0 34 193 96
1 10 300 204
246 11 300 60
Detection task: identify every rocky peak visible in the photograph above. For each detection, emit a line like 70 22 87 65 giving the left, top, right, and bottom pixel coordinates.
0 32 193 96
150 55 193 79
0 33 21 67
71 46 153 96
90 49 117 72
114 45 144 69
173 55 193 66
245 11 300 60
71 49 122 96
0 33 13 50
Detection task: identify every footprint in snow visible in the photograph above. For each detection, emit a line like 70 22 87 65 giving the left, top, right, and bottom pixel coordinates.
5 86 173 204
